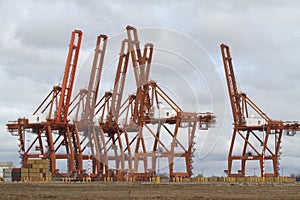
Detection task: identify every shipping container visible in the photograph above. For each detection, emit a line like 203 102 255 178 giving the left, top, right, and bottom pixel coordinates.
12 168 21 172
3 177 12 182
27 159 49 164
29 172 41 178
29 168 40 173
35 160 49 164
3 168 12 173
0 162 13 167
21 168 29 173
3 172 12 178
26 160 35 164
3 168 12 178
32 164 45 169
12 168 21 179
22 164 32 168
0 162 14 178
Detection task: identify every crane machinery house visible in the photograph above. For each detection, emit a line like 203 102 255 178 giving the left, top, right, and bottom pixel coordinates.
151 107 177 119
29 113 47 123
245 117 266 127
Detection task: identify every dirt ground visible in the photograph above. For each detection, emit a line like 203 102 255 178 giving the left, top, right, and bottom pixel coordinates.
0 182 299 200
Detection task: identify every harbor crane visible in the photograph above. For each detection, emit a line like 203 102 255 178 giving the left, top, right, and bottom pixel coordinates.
95 26 216 180
7 30 84 178
221 44 300 177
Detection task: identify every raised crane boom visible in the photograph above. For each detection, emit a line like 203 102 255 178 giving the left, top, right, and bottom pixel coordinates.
126 26 154 124
56 30 83 124
221 44 244 125
108 39 131 129
82 34 108 124
66 34 109 178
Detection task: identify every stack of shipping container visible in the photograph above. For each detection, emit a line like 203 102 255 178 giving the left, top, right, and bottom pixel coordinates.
21 159 52 182
1 160 51 182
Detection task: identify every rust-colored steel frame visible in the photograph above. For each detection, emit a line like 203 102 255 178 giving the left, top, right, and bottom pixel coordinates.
95 81 215 180
7 30 84 178
69 34 108 179
107 39 131 129
96 37 133 180
7 118 84 178
95 26 155 180
221 44 299 177
56 30 82 125
7 26 216 181
131 82 215 179
93 26 216 181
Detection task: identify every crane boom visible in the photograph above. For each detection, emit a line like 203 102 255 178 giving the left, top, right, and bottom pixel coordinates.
220 44 244 125
126 25 153 87
108 39 130 128
126 26 154 124
82 34 108 124
56 30 83 124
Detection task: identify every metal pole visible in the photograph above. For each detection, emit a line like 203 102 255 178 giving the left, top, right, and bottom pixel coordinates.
201 168 205 177
157 107 160 177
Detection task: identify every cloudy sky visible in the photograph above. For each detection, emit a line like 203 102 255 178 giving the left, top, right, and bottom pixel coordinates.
1 0 300 177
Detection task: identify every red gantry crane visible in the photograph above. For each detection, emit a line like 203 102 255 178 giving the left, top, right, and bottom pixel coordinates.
221 44 300 177
6 26 217 181
95 26 216 181
125 26 216 180
7 30 84 178
69 34 108 179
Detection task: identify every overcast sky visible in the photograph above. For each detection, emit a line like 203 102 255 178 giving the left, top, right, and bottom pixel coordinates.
1 0 300 177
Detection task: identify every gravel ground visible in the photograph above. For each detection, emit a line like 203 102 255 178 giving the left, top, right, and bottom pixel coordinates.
0 182 299 200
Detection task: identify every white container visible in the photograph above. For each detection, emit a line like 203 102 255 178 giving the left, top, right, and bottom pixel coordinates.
3 172 12 178
3 168 12 179
0 162 13 167
0 164 13 178
3 168 12 173
3 177 12 182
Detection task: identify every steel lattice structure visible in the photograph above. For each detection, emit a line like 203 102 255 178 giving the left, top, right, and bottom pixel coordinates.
221 44 299 177
7 30 84 178
6 26 216 181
